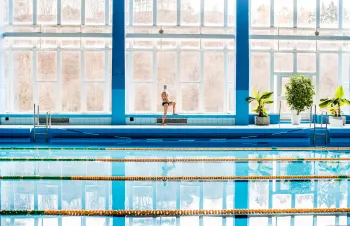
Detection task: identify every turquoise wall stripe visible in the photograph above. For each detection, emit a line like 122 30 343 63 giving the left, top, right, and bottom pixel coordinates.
111 0 126 125
235 0 249 125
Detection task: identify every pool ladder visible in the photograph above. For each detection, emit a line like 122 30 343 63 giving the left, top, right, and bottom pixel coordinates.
33 104 51 143
313 105 328 147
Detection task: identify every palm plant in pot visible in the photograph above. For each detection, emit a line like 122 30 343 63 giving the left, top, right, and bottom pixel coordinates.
285 75 315 125
319 86 350 127
246 88 274 125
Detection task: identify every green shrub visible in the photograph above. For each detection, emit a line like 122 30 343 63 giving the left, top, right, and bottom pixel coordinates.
285 75 315 115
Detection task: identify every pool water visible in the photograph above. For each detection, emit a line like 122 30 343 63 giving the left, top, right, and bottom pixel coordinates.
0 148 349 226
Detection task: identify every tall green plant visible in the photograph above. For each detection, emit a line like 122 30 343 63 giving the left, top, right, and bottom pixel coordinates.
285 75 315 115
246 88 274 117
319 86 350 117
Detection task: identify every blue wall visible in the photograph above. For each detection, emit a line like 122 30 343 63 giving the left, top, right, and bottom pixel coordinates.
235 0 250 125
111 0 126 125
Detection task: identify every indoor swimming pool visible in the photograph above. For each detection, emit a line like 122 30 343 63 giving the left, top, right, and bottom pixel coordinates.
0 147 349 226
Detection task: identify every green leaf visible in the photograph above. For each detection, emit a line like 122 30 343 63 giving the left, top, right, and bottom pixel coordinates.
335 86 344 99
264 100 274 105
319 99 334 108
260 92 273 100
246 97 255 103
341 98 350 106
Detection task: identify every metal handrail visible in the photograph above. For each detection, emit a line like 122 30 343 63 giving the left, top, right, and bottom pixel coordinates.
278 100 282 128
33 104 50 143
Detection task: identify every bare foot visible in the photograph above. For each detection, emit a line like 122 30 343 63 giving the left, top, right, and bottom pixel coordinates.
162 124 167 126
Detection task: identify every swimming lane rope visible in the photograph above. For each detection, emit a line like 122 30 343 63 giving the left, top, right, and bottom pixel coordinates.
1 208 350 216
0 157 350 162
1 175 349 181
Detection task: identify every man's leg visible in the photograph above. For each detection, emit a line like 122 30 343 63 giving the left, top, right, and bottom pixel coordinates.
162 104 168 125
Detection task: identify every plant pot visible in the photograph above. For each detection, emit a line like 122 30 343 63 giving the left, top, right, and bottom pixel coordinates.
329 116 345 127
255 116 270 126
291 113 301 125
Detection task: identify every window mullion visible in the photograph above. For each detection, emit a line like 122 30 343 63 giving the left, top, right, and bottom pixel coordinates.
57 0 61 25
9 0 13 25
33 0 37 25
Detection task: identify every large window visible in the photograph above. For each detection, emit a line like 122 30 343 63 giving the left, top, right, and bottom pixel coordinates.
126 0 236 114
2 0 112 113
250 0 350 116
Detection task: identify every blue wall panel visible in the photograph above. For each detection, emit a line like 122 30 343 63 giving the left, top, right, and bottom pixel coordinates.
111 0 126 125
235 0 250 125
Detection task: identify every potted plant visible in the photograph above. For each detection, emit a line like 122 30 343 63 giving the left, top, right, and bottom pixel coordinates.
246 88 273 126
319 86 350 127
285 75 315 125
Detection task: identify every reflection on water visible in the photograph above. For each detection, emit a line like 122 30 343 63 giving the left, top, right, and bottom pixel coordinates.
0 150 349 225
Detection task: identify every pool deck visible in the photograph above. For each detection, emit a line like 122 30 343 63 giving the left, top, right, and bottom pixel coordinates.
0 124 349 147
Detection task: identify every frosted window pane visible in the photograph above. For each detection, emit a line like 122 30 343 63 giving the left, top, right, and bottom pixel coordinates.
182 84 199 112
85 0 105 24
181 0 200 25
320 54 338 99
251 53 270 91
297 0 316 27
342 55 350 113
251 0 270 26
85 52 105 81
86 83 104 111
250 53 270 111
180 52 200 82
133 52 153 81
204 52 224 112
228 0 236 26
228 52 236 82
157 0 176 25
37 0 57 24
157 52 177 112
320 0 339 28
62 51 81 112
13 0 33 24
3 0 9 24
297 53 316 72
274 53 293 72
38 52 57 80
134 84 152 112
61 0 81 24
204 0 224 26
344 0 350 28
39 82 57 111
14 51 33 112
133 0 153 25
275 0 293 27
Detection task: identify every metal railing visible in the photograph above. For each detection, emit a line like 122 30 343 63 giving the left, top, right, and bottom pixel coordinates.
313 105 328 147
33 104 51 143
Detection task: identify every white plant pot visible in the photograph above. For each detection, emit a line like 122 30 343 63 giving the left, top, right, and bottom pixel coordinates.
329 116 344 127
291 113 301 125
